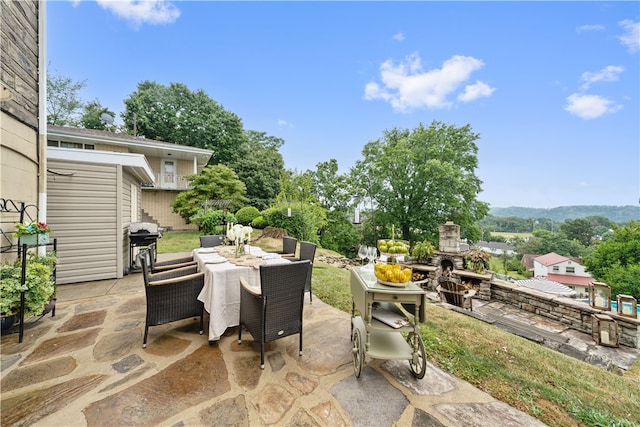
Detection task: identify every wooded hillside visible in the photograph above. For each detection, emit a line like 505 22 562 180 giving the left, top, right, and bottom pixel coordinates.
489 205 640 223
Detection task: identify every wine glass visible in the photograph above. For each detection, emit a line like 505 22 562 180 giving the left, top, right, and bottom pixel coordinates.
358 245 367 266
366 246 377 269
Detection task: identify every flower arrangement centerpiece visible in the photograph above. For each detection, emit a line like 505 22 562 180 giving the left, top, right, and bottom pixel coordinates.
226 223 253 257
14 221 53 246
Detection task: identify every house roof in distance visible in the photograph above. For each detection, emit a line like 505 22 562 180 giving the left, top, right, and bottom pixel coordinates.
546 273 593 287
535 252 570 266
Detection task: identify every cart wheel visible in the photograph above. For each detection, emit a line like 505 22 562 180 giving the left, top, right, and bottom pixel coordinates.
352 327 363 378
407 332 426 379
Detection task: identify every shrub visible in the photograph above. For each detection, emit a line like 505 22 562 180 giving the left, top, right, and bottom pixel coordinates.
251 215 268 229
235 206 261 225
190 208 225 235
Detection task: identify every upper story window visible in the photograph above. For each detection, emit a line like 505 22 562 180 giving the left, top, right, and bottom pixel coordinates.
566 267 575 273
552 266 559 272
48 140 95 150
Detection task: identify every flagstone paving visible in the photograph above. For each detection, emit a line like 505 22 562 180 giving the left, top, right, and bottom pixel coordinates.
1 265 551 427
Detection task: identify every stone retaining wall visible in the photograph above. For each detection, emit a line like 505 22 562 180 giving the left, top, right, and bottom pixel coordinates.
489 279 640 349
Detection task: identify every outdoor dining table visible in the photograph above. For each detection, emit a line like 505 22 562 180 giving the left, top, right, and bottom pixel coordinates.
193 245 290 342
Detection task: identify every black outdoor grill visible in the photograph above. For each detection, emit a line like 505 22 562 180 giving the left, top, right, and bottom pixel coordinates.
129 222 162 271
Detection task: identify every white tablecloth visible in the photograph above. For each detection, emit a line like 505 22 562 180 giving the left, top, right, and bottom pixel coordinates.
193 245 289 341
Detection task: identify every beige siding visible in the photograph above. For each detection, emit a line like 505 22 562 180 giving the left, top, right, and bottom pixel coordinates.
142 190 197 232
47 160 120 284
122 172 142 270
0 114 38 206
176 158 195 176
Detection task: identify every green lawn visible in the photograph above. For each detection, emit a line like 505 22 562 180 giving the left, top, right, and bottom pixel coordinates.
160 231 640 427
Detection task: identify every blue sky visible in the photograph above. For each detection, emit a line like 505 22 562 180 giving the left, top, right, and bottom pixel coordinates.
47 1 639 209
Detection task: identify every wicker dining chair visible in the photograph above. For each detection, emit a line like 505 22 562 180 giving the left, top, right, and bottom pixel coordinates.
274 236 297 257
238 260 311 369
199 235 226 248
146 243 197 273
283 241 316 303
140 255 205 348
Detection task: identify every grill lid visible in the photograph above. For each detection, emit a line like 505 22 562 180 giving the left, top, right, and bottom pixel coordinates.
129 222 158 234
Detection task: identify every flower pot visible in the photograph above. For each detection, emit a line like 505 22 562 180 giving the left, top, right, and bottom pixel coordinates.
1 314 16 331
19 233 49 246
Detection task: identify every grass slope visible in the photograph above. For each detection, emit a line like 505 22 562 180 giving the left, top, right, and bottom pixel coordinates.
159 231 640 427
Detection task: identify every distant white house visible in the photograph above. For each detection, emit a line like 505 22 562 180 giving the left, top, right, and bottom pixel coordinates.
533 252 593 298
473 241 516 256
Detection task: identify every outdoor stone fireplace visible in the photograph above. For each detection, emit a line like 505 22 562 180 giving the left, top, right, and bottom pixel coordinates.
412 221 492 296
410 221 639 349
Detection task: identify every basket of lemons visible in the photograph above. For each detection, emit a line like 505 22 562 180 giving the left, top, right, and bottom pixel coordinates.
374 262 413 287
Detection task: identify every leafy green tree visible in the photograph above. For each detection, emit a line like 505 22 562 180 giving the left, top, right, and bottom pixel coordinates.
122 81 246 165
516 229 587 258
229 130 284 210
80 100 115 131
560 218 594 247
311 160 360 254
171 165 248 223
351 121 488 245
47 71 86 126
312 159 352 212
274 170 327 243
583 221 640 299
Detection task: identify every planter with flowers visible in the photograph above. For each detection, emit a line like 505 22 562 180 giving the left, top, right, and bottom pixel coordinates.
1 251 57 331
14 221 53 246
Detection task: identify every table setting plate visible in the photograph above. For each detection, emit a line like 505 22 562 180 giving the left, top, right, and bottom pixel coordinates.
197 248 217 254
205 257 227 264
377 279 409 288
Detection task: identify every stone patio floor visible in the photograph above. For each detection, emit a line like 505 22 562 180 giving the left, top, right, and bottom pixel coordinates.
2 254 558 426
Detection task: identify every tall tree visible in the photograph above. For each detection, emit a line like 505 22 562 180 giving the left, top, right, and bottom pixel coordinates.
560 218 594 247
312 159 352 212
583 221 640 299
351 121 488 244
516 229 587 258
171 165 248 223
80 100 115 131
122 81 246 165
229 130 284 210
311 159 360 255
47 71 86 126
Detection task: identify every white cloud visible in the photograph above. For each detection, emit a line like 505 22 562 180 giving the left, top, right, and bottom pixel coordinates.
576 24 605 33
618 19 640 53
364 52 494 112
278 119 294 128
580 65 624 90
564 93 622 120
392 33 405 41
457 81 496 103
96 0 181 26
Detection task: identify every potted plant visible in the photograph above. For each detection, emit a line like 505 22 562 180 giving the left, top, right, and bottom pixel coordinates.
411 241 435 264
14 221 53 246
1 263 23 330
0 251 57 329
464 248 492 273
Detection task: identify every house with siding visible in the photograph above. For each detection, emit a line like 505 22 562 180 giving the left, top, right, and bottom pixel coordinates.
473 240 516 256
46 126 213 284
533 252 593 298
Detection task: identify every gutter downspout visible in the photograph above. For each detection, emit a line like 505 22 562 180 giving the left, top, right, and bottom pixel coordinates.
38 0 47 231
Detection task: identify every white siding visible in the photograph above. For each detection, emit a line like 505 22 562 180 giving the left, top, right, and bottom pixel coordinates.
47 160 119 284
